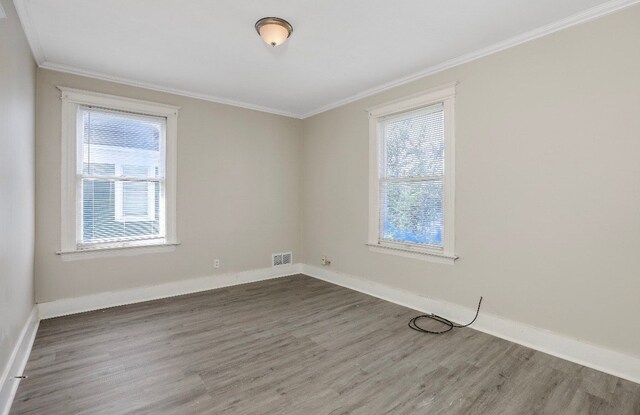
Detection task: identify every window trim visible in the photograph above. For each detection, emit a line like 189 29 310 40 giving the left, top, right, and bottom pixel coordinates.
367 82 457 264
57 87 180 259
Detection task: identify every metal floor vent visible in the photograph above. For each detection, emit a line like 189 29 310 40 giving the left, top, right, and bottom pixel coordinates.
272 252 292 267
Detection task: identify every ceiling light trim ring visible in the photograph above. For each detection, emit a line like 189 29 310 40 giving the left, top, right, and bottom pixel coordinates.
255 17 293 46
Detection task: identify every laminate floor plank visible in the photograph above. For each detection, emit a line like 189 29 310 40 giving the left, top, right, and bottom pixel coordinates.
10 275 640 414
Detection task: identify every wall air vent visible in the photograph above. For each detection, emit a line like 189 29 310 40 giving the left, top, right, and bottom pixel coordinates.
272 252 292 267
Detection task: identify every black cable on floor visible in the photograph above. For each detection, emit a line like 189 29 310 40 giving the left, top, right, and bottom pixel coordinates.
408 296 483 334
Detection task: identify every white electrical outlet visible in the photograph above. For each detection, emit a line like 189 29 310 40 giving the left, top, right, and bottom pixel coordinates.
214 259 220 269
321 255 331 266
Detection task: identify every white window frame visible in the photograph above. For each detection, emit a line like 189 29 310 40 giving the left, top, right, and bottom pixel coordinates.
367 83 457 265
57 87 179 260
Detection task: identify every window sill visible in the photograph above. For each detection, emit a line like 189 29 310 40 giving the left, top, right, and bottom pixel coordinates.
56 242 179 261
366 243 458 265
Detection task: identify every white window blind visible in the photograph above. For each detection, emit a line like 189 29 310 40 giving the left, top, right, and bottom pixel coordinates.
379 103 445 247
78 106 166 247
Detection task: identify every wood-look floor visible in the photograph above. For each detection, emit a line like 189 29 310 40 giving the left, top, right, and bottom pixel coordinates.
11 275 640 414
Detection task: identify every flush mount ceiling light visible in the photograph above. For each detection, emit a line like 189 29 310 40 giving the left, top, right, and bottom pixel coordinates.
255 17 293 47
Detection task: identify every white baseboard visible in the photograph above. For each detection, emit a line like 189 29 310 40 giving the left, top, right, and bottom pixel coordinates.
19 260 640 406
0 307 40 415
301 264 640 385
38 263 303 319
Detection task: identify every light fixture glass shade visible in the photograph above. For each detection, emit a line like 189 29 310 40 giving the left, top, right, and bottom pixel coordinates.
255 17 293 47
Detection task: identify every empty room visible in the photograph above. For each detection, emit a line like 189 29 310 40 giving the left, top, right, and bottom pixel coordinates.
2 0 640 413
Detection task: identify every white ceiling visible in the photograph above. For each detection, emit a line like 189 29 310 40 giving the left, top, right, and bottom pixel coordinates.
15 0 637 118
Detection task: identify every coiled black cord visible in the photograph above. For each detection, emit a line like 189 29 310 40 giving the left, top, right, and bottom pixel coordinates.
408 296 483 334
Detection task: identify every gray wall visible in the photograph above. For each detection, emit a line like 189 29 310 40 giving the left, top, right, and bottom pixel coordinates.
35 69 302 302
301 6 640 358
31 4 640 360
0 0 36 382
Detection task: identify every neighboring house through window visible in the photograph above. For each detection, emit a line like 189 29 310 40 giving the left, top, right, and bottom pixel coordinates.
58 88 179 258
367 83 457 264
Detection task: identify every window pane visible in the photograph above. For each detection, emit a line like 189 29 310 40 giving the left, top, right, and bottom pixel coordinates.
121 165 152 218
79 107 165 245
82 179 161 243
122 164 150 178
81 108 163 179
381 180 443 246
383 106 444 178
82 162 115 176
123 182 149 217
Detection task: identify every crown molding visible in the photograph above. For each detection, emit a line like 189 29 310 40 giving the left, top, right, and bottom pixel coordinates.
300 0 640 118
39 62 303 119
15 0 640 119
12 0 45 64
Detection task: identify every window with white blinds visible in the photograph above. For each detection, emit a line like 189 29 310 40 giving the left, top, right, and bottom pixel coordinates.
368 84 456 263
380 104 445 247
79 107 165 247
59 88 178 256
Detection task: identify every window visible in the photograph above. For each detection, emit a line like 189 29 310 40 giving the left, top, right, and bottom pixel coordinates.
58 88 179 258
368 83 456 264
